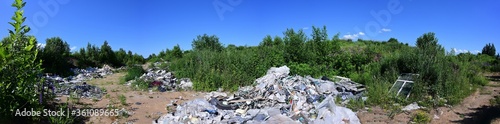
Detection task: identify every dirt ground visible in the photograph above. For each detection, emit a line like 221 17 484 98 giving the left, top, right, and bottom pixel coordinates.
358 81 500 124
57 72 204 124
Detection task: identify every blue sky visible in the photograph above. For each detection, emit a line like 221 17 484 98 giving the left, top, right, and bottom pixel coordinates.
0 0 499 56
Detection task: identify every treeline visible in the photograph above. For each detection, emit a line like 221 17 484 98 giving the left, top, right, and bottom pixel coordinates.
34 38 146 76
150 26 499 107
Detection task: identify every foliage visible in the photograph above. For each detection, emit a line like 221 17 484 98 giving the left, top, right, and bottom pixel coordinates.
172 44 183 59
119 94 127 106
490 96 500 106
38 37 74 76
482 43 496 57
99 41 120 67
124 66 145 82
72 42 145 68
387 37 398 43
192 34 224 52
0 0 47 122
150 27 488 109
412 110 431 124
346 98 366 111
129 79 150 91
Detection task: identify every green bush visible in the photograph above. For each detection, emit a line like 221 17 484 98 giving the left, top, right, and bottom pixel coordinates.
131 79 150 91
124 66 145 82
412 110 431 124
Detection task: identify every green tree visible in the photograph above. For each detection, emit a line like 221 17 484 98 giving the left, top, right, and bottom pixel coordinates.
283 28 307 63
481 43 496 57
40 37 73 76
99 41 119 67
172 44 183 58
0 0 45 122
388 38 398 43
192 34 224 52
115 48 128 64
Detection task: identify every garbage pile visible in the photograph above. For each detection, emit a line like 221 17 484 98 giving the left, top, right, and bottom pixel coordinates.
43 65 118 100
70 64 115 83
127 67 193 92
154 66 364 124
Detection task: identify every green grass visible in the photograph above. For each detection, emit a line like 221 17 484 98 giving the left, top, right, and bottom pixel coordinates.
119 95 127 106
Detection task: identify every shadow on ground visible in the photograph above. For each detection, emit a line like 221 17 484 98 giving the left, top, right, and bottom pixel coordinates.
451 105 500 124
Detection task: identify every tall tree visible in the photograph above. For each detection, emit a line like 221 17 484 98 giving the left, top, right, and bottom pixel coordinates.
388 37 398 43
283 28 307 63
481 43 496 57
99 41 119 67
172 44 183 58
192 34 224 52
41 37 73 76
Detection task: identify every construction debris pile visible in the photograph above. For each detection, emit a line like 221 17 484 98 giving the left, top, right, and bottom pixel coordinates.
69 64 116 83
127 64 193 92
44 65 118 100
155 66 364 124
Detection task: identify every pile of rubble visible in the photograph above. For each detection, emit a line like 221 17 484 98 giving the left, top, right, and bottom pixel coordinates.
154 66 364 124
127 65 193 92
44 65 118 100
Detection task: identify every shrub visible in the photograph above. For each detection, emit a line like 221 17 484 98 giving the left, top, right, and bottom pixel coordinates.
131 79 149 91
412 110 431 124
124 66 145 81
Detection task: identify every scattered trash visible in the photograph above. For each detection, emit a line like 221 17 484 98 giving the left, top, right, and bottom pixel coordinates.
154 65 363 124
128 63 193 92
402 102 422 111
42 65 121 100
136 102 142 105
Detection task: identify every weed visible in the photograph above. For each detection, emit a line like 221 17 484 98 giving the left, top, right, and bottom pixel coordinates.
69 92 80 104
132 79 150 91
490 96 500 106
119 95 127 106
411 110 431 124
346 98 365 111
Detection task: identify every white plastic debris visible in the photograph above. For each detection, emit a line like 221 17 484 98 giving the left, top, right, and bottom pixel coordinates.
402 102 421 111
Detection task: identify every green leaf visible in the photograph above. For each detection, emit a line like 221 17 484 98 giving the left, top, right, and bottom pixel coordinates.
0 47 6 59
24 45 33 51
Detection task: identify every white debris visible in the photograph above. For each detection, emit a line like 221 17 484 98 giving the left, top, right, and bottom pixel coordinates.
402 102 422 111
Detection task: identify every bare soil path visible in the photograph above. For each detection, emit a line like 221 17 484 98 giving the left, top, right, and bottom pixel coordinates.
58 72 203 124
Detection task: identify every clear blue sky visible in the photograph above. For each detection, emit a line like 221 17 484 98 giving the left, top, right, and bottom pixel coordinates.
0 0 499 56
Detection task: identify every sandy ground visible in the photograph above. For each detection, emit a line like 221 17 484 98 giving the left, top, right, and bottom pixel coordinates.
57 72 204 124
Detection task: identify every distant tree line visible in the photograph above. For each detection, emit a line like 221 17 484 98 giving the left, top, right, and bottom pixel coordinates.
35 38 145 77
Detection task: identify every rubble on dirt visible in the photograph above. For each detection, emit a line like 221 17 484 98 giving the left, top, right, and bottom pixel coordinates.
154 65 364 124
43 65 119 100
128 64 193 92
402 102 422 111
